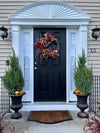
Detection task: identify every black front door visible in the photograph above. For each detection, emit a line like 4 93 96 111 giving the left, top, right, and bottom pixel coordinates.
34 28 66 101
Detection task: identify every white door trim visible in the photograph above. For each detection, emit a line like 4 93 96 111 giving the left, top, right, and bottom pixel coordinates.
12 25 88 110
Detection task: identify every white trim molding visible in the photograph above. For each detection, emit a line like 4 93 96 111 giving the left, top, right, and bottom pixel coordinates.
9 1 90 111
12 26 21 56
9 1 90 26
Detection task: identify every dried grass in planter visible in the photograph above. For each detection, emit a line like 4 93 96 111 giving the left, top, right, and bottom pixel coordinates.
0 111 18 133
83 101 100 133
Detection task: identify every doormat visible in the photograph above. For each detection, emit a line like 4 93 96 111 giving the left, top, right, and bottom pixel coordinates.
27 111 73 124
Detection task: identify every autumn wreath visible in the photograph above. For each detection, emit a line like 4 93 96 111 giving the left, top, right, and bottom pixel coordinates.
35 32 60 61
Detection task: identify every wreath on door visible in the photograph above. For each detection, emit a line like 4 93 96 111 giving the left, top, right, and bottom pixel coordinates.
35 32 60 61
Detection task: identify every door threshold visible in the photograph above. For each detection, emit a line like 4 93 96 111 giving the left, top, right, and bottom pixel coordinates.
22 102 78 111
22 101 77 105
34 102 76 105
34 102 67 105
23 101 76 105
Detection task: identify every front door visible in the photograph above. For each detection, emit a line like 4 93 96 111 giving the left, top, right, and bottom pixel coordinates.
34 28 66 101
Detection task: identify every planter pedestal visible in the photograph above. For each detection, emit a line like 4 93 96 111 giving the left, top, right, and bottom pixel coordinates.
74 92 89 118
11 104 22 119
77 102 88 118
10 93 25 119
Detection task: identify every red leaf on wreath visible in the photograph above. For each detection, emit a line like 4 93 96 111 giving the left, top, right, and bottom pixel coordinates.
47 36 51 41
39 49 42 54
50 32 56 36
36 41 42 48
50 33 55 41
50 50 56 58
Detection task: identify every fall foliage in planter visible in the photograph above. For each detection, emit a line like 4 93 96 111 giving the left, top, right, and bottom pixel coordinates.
84 101 100 133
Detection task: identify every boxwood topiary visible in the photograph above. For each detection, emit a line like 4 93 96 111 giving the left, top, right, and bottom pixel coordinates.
3 49 24 95
74 49 93 95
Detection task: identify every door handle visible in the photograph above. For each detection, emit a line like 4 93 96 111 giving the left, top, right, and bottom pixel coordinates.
34 62 37 65
34 67 37 70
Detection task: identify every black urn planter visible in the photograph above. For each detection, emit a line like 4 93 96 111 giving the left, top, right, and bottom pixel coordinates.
74 92 90 118
10 93 25 119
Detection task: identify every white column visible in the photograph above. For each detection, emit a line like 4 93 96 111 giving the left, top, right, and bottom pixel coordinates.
12 25 21 56
78 25 88 58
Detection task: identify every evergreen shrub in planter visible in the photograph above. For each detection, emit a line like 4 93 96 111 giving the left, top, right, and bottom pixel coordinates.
3 49 25 119
74 49 93 118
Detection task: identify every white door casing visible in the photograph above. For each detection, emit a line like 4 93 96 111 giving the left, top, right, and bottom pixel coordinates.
67 26 88 101
21 28 33 102
12 27 33 102
67 28 78 101
9 1 90 108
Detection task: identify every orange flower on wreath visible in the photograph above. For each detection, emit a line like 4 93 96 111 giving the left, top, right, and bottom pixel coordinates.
50 50 57 58
42 48 51 55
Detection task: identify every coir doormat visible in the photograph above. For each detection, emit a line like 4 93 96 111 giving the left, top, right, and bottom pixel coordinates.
27 111 72 124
